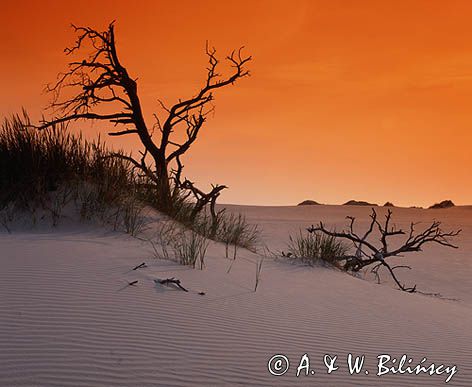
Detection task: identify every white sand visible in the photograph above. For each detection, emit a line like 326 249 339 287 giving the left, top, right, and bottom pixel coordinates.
0 205 471 386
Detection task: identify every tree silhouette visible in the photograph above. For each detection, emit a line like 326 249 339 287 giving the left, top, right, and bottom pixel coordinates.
38 21 251 214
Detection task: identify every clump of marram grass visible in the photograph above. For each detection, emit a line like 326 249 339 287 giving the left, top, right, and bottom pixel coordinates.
217 212 261 258
0 113 261 264
119 196 147 237
149 214 260 271
167 198 261 257
0 202 15 233
285 229 349 267
172 229 209 269
0 113 148 233
148 221 180 261
150 223 209 269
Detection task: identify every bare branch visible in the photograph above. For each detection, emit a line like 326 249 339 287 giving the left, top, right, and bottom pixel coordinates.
308 208 460 292
107 129 139 137
37 112 132 130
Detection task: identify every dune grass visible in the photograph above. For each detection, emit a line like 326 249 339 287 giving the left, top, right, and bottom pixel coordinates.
217 212 261 257
0 113 260 255
0 113 149 233
285 229 349 266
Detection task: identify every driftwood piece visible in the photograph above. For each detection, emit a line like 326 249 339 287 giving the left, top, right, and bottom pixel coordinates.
156 277 189 292
132 262 147 270
308 208 461 293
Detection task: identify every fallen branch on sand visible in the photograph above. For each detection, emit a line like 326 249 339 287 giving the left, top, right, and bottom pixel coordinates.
155 278 189 292
307 208 461 293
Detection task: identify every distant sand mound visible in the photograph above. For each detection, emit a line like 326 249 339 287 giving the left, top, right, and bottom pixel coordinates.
343 200 378 206
297 200 320 206
429 200 455 209
383 202 395 207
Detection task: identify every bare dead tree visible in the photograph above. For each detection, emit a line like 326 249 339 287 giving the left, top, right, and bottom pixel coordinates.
307 208 461 292
36 21 251 214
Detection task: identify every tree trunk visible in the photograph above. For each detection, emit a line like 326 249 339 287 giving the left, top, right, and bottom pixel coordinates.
155 159 172 212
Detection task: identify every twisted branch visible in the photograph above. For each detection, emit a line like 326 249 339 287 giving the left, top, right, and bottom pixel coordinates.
308 208 461 292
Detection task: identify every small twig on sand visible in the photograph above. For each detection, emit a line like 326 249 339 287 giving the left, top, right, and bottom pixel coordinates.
157 277 189 292
132 262 147 270
128 280 138 286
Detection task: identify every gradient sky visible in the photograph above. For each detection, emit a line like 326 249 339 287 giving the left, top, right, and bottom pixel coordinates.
1 0 471 206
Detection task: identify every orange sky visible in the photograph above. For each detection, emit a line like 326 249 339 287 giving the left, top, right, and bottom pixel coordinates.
1 0 471 207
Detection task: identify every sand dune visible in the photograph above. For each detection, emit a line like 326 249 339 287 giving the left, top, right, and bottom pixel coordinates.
0 205 471 386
